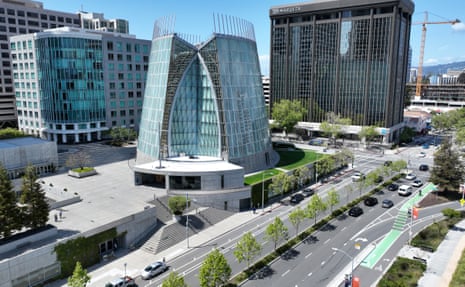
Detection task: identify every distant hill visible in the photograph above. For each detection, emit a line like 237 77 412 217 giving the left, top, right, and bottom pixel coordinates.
415 61 465 76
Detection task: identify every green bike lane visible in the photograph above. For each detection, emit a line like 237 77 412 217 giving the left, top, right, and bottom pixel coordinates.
361 183 438 269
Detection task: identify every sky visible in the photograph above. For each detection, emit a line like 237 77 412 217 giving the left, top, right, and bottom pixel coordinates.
40 0 465 75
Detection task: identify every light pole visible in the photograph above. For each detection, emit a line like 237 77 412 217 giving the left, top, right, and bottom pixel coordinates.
124 262 127 278
332 247 353 287
186 192 189 248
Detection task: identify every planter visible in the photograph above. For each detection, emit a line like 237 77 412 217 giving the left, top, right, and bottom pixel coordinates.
173 214 183 222
68 169 97 178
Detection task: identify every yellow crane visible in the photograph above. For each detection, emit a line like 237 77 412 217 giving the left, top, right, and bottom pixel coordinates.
414 12 460 98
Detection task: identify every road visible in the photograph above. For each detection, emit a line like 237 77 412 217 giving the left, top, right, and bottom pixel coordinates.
135 142 440 287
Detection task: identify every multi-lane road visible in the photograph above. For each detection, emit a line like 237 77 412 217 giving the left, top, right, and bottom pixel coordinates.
135 142 446 287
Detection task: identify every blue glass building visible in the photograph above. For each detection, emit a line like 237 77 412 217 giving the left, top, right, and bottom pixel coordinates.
137 16 272 173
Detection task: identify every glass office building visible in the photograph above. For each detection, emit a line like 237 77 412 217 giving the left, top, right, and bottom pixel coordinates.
270 0 414 142
137 16 272 173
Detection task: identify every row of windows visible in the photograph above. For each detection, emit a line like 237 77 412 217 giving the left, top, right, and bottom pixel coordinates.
12 62 35 70
109 100 143 108
0 8 78 24
107 62 148 71
107 53 149 62
109 109 141 117
106 41 149 54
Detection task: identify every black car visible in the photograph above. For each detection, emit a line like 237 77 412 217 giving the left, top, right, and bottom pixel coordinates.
348 206 364 217
384 160 392 166
290 193 304 204
364 197 378 206
419 164 429 171
382 199 394 208
302 188 315 197
387 183 399 191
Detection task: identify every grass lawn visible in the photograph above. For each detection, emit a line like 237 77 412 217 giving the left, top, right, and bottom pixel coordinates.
411 217 462 251
276 148 323 170
71 167 95 173
244 169 282 185
378 257 426 287
450 246 465 287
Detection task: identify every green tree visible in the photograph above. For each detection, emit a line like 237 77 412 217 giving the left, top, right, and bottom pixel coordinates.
66 151 92 171
293 166 311 188
358 126 379 147
199 249 231 287
162 271 188 287
168 195 189 215
326 188 340 213
265 217 289 250
268 173 292 198
234 232 262 268
0 163 20 237
67 261 91 287
20 165 49 229
315 156 335 181
271 99 306 136
319 112 352 146
335 148 354 168
399 127 416 144
306 194 327 224
288 207 306 236
430 137 465 193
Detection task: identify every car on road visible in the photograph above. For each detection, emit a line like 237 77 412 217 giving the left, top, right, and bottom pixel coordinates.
105 276 136 287
364 197 378 206
141 261 168 280
398 185 413 196
382 199 394 208
419 164 429 171
387 183 399 191
290 193 305 204
412 179 423 187
348 206 364 217
302 188 315 197
405 173 416 180
417 152 426 158
351 171 365 182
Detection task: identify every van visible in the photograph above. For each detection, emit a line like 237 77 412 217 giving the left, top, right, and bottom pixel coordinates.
398 185 413 196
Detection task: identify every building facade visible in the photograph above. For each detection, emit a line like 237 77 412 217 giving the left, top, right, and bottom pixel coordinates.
269 0 414 143
10 27 149 143
0 0 129 129
134 16 273 211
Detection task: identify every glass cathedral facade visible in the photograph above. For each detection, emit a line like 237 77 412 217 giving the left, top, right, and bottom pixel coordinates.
270 0 414 142
137 20 272 173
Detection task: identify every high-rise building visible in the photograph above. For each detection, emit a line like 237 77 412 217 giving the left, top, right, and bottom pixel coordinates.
269 0 414 143
10 27 150 143
134 16 273 210
0 0 129 129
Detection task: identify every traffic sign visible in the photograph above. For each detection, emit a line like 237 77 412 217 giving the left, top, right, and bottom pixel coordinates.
460 198 465 207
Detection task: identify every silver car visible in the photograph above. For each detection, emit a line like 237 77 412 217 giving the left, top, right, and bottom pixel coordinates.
141 261 168 280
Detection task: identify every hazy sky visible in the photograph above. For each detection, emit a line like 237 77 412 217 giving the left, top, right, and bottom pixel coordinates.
41 0 465 75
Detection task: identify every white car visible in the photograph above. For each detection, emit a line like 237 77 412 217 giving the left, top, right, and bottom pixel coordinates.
351 172 365 182
405 173 416 180
141 261 168 280
417 152 426 158
412 179 423 187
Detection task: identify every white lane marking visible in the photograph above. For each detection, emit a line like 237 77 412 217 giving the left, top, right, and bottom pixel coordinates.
282 269 290 277
324 238 330 244
305 252 312 259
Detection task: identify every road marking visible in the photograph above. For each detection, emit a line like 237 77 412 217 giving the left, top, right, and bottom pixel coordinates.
324 238 330 244
282 269 290 277
308 272 313 277
305 252 312 259
321 260 326 266
341 226 346 232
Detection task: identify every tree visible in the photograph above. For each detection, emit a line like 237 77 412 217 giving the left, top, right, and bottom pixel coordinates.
268 173 292 198
326 188 340 213
358 126 379 147
288 207 306 236
0 163 20 237
399 126 416 144
67 261 91 287
271 99 306 136
306 194 327 224
315 156 335 181
168 195 189 215
199 249 231 287
265 217 289 251
293 166 311 188
66 150 92 171
234 232 262 268
430 137 465 193
162 272 188 287
20 165 49 229
319 112 351 146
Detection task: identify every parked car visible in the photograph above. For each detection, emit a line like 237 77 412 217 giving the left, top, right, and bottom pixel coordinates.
351 171 365 182
398 185 413 196
382 199 394 208
348 206 364 217
290 193 305 204
417 152 426 158
412 179 423 187
384 160 392 166
364 197 378 206
405 173 416 180
419 164 429 171
302 188 315 197
105 276 136 287
387 183 399 191
141 261 168 280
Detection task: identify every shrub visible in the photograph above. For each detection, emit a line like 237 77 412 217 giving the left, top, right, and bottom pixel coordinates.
168 196 189 215
443 208 461 219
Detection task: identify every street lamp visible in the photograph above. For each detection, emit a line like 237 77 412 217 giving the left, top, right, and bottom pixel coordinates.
332 247 353 287
124 262 127 278
186 192 189 248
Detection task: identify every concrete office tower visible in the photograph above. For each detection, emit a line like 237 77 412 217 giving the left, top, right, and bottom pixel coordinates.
10 27 150 143
137 16 272 173
270 0 414 143
0 0 130 129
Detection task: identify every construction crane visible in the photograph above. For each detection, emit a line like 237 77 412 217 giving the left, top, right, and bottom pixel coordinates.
414 12 460 98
